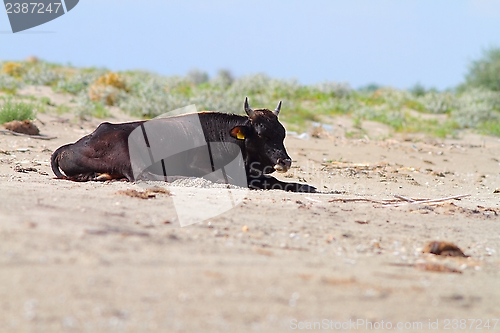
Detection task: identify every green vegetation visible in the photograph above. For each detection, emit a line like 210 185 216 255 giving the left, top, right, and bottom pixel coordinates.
0 73 22 94
1 48 500 137
40 97 52 105
461 47 500 92
55 104 71 115
0 97 36 124
75 100 109 120
478 120 500 137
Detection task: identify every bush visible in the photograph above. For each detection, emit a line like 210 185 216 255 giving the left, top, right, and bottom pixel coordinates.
23 63 64 86
417 91 457 114
94 72 128 91
452 88 500 128
310 81 351 98
88 73 129 106
462 47 500 91
0 73 22 93
74 94 110 119
210 69 234 88
54 70 106 95
187 69 209 85
2 62 24 77
119 75 192 117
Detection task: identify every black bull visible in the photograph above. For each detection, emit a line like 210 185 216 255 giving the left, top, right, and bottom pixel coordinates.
51 99 316 193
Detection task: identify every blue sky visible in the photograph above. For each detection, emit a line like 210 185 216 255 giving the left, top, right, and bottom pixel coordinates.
2 0 500 90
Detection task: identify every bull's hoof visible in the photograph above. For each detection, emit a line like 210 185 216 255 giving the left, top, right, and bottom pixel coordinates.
298 184 316 193
95 173 113 181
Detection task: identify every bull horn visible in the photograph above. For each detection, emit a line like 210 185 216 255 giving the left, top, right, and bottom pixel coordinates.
244 97 256 119
273 101 282 116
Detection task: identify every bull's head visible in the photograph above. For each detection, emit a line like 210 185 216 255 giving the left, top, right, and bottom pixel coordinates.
231 97 292 174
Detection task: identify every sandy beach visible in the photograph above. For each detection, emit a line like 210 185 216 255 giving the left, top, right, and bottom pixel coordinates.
1 87 500 332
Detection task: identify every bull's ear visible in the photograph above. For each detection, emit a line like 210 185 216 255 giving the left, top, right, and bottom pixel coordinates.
244 97 256 119
230 126 247 140
273 100 282 116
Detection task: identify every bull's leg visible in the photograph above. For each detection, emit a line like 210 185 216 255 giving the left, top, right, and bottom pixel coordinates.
61 173 128 182
248 175 316 193
95 173 123 181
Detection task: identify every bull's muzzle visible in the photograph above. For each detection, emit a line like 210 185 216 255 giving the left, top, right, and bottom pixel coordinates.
274 158 292 173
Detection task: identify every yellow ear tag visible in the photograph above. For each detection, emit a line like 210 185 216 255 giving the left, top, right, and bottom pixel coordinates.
236 131 245 140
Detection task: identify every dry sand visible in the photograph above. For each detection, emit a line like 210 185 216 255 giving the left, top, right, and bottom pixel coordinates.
1 89 500 332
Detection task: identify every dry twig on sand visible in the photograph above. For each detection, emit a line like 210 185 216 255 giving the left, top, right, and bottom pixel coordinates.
383 194 470 207
393 194 416 203
328 194 470 207
328 198 398 204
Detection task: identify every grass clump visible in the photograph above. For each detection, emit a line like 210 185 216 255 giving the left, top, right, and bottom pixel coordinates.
0 98 36 124
40 97 52 105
